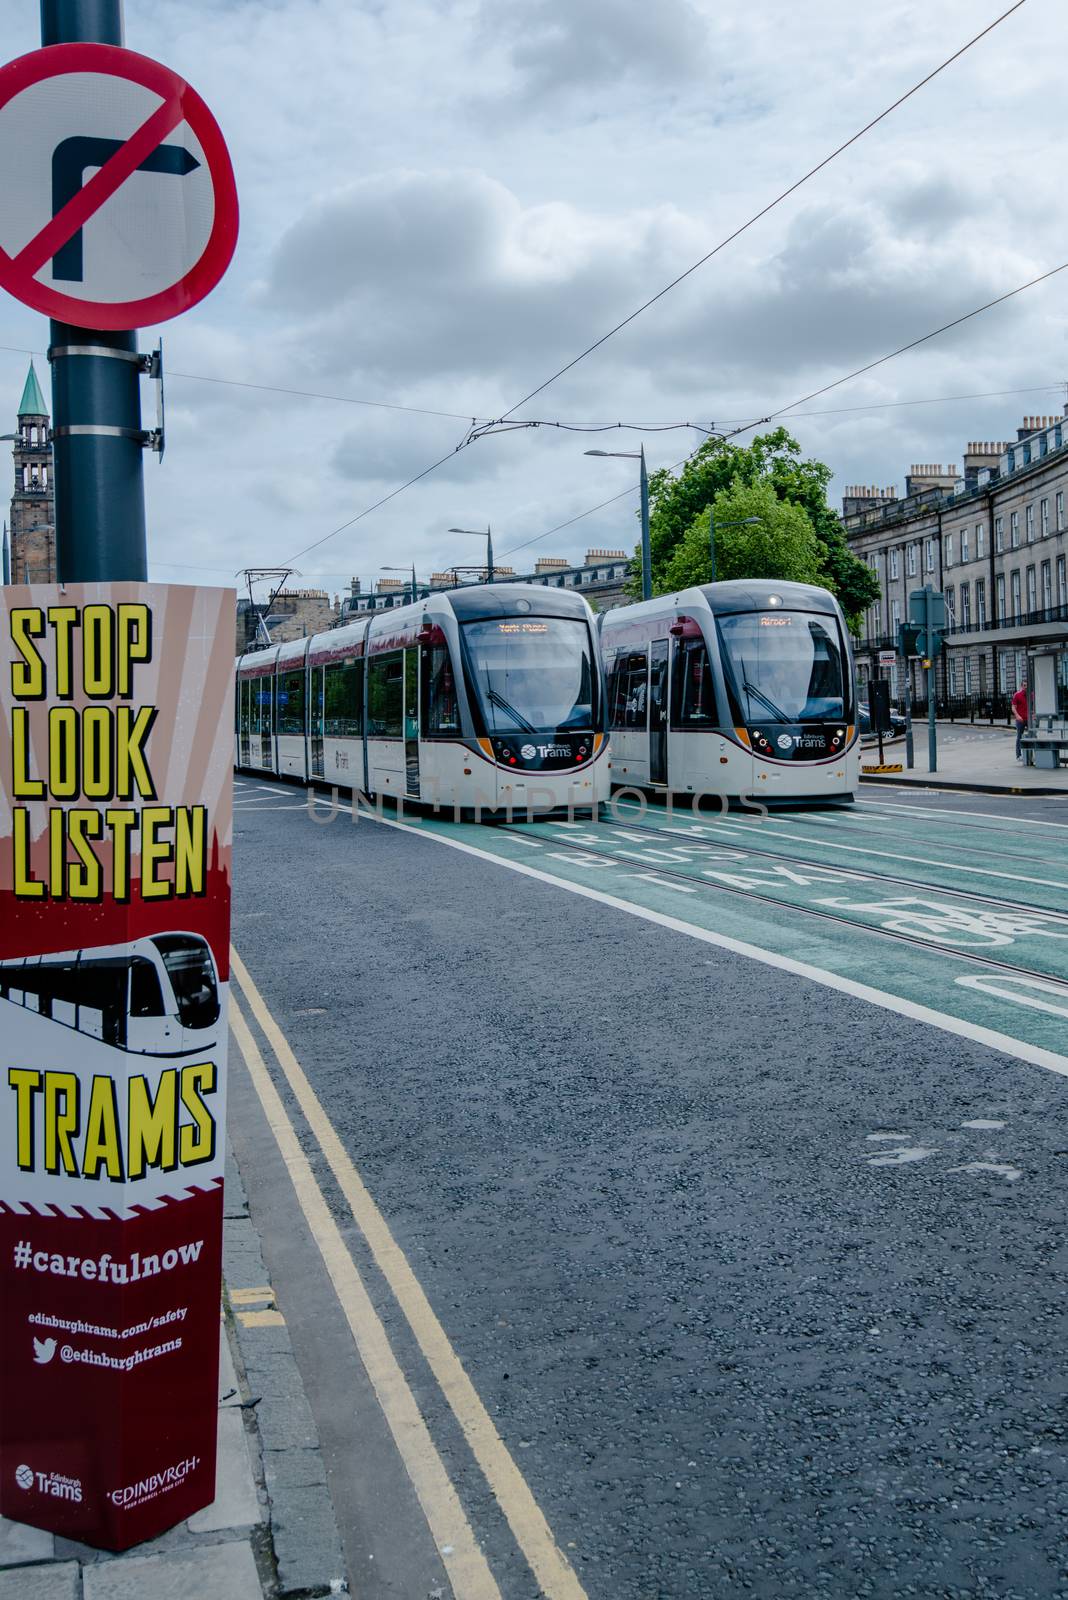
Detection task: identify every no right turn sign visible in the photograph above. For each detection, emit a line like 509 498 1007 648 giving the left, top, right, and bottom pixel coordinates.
0 43 238 330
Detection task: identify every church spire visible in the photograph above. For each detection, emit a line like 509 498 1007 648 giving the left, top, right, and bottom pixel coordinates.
18 361 47 419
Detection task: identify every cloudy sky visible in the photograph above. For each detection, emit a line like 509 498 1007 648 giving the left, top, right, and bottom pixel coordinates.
2 0 1064 601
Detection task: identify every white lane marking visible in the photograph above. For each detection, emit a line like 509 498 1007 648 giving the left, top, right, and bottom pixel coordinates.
866 1146 938 1167
360 813 1068 1080
627 872 697 893
866 1132 909 1142
860 800 1068 831
962 1119 1006 1130
949 1161 1021 1182
234 804 319 811
955 973 1068 1018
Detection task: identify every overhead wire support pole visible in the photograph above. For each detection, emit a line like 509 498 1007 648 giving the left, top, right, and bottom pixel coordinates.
41 0 148 582
639 446 651 602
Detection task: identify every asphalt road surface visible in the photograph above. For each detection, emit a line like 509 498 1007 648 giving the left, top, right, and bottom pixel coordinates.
229 779 1068 1600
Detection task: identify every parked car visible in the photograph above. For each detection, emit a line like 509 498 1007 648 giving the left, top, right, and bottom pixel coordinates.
858 700 907 740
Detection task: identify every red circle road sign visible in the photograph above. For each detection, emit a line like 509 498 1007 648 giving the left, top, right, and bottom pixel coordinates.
0 43 238 330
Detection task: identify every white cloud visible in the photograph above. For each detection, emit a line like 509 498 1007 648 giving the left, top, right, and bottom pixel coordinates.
0 0 1062 595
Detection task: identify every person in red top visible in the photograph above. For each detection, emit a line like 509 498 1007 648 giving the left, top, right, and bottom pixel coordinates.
1012 684 1030 760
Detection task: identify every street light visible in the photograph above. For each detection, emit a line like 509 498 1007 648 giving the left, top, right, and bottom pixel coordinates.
448 525 494 583
584 446 651 602
708 512 760 583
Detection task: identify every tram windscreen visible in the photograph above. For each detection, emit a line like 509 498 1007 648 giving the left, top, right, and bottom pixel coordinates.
716 611 847 723
463 618 597 735
153 935 220 1029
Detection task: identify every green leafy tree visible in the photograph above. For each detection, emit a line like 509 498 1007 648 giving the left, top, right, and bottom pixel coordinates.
661 481 826 592
626 428 880 629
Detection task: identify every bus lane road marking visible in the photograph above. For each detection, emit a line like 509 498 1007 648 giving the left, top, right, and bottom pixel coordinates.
363 808 1068 1078
607 807 1068 904
229 947 589 1600
227 993 504 1600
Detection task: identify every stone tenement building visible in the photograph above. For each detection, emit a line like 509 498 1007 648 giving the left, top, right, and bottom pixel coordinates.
5 362 56 584
337 548 632 623
236 587 340 653
844 412 1068 713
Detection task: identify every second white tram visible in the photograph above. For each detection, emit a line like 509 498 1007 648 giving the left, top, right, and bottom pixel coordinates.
599 580 858 806
236 584 610 814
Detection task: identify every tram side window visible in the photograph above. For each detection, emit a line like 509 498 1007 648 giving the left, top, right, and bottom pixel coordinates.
423 646 461 736
368 653 404 737
671 639 715 726
612 652 648 729
276 669 306 735
324 658 362 738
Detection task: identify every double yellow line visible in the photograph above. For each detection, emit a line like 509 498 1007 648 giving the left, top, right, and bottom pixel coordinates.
229 946 587 1600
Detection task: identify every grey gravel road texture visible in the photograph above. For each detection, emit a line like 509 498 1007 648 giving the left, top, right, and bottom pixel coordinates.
231 790 1068 1600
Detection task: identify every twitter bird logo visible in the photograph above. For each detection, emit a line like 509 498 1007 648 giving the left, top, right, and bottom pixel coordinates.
33 1337 57 1365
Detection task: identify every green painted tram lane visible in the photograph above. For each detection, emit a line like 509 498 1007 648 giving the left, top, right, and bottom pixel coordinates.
604 800 1068 916
394 808 1068 1068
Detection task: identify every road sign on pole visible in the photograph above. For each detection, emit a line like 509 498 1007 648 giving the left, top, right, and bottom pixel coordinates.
0 43 238 329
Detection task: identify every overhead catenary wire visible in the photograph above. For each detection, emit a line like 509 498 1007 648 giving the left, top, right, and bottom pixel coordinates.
500 257 1068 559
275 1 1027 567
2 344 1057 432
489 0 1029 425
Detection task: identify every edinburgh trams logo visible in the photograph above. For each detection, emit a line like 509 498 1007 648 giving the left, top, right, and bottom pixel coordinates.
15 1462 83 1502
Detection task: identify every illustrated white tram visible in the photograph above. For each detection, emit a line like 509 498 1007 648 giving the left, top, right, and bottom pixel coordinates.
599 580 859 806
0 933 222 1057
236 584 610 815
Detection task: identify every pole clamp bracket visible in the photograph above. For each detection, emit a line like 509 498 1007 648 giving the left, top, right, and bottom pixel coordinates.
52 423 154 445
48 344 155 373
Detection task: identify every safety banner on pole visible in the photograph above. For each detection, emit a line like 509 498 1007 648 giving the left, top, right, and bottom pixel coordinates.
0 583 233 1550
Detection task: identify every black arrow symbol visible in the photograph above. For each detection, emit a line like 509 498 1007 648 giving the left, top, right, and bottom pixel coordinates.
51 135 201 283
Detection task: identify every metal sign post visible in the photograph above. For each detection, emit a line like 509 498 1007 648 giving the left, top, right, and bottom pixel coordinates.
908 587 945 775
0 2 239 1553
42 0 143 581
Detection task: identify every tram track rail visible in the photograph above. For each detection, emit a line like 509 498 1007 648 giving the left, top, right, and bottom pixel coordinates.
490 822 1068 992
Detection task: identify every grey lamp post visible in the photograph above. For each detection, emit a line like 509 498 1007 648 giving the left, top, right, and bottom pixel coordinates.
584 446 651 601
708 512 760 583
448 526 494 583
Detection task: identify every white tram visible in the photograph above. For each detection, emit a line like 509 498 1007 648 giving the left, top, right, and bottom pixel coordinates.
236 584 610 815
599 580 858 806
0 934 222 1057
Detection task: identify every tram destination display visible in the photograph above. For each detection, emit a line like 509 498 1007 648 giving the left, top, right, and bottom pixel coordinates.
0 583 234 1550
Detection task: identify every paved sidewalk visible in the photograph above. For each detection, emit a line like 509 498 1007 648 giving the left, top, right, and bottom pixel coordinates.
860 720 1068 794
0 1143 348 1600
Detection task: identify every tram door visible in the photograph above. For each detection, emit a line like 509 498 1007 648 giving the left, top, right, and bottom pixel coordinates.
649 639 668 785
404 649 420 798
239 681 251 766
309 664 325 778
260 679 273 768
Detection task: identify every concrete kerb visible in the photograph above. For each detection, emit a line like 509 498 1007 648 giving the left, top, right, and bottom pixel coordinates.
860 773 1068 796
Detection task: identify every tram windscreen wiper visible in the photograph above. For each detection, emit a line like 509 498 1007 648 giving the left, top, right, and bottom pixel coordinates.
485 687 539 736
742 677 791 723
